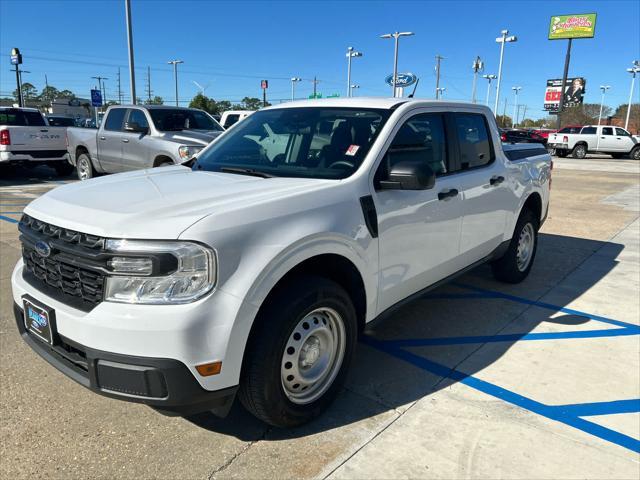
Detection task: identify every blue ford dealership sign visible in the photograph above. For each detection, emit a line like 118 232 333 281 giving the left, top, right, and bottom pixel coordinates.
385 72 418 87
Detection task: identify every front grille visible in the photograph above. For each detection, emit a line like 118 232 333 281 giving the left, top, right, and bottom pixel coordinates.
17 150 68 159
19 214 106 311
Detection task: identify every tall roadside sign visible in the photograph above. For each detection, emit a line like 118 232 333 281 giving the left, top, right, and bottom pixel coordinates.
548 13 597 128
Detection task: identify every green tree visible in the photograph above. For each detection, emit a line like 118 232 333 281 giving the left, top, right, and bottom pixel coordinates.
613 103 640 133
559 103 612 127
57 89 76 98
13 82 37 101
495 114 512 128
39 85 60 106
189 93 216 113
145 96 164 105
237 96 268 110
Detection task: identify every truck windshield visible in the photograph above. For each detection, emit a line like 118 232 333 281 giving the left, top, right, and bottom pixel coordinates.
148 109 223 132
194 107 390 180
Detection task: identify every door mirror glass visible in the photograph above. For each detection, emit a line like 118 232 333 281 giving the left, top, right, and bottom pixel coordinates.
380 159 436 190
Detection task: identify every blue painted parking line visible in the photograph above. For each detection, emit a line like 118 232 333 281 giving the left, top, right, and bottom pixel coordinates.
363 336 640 453
0 215 19 224
553 399 640 417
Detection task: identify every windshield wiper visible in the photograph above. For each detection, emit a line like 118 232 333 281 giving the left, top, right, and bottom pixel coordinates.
220 167 274 178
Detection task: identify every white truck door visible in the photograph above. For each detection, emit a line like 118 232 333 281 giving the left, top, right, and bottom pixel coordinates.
453 113 510 265
615 127 636 152
598 126 620 151
99 108 128 172
374 112 463 313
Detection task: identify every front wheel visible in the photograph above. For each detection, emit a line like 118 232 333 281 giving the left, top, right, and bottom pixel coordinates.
239 276 357 427
631 146 640 161
572 144 587 159
76 153 95 180
491 209 539 284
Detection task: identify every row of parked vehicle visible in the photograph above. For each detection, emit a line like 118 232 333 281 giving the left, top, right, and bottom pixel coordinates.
0 106 253 179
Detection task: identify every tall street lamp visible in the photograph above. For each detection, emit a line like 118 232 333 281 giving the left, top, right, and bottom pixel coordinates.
625 61 640 131
436 87 446 98
483 74 497 106
290 77 302 101
494 29 517 114
350 84 360 97
380 31 414 97
471 56 484 103
512 86 522 127
346 47 362 98
168 59 184 106
597 85 611 127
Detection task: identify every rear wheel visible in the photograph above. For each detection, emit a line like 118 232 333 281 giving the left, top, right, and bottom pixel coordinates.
76 153 95 180
491 209 539 284
239 275 357 427
572 144 587 159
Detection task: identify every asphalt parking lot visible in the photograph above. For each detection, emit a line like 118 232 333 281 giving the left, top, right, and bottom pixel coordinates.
1 157 639 479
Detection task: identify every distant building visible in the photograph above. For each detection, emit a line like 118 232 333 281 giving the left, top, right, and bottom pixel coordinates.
47 97 94 119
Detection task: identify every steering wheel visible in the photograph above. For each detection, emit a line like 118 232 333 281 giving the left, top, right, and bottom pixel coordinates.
328 160 355 169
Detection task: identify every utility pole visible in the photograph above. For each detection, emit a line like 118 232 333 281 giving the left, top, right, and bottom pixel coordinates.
471 56 484 103
168 60 183 106
11 48 23 107
435 55 444 99
555 38 573 129
125 0 137 104
146 66 152 103
17 69 30 106
117 67 123 104
311 76 320 98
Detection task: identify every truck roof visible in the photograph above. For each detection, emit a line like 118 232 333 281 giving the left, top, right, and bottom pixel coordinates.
110 104 205 111
263 97 489 111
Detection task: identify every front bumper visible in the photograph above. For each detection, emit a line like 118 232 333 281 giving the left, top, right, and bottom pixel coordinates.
13 301 238 417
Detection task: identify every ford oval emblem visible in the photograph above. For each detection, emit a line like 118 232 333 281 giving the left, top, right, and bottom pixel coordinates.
385 72 418 87
35 240 51 258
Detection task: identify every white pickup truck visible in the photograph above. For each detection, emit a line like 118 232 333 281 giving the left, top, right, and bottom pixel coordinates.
0 107 73 175
12 98 551 427
547 125 640 159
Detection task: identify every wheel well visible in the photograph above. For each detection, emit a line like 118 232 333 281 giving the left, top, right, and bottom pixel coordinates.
75 146 89 159
521 192 542 225
153 155 174 167
258 254 367 333
574 141 588 148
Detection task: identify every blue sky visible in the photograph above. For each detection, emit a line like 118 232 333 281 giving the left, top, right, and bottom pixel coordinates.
1 0 638 119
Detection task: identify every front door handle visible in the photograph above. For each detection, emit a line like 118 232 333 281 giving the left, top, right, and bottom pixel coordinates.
490 175 505 186
438 188 458 201
122 138 129 143
99 136 106 140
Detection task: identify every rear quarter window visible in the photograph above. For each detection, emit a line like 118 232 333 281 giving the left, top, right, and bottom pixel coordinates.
453 113 494 169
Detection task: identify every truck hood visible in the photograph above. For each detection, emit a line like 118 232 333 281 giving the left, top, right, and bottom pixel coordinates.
157 129 222 146
25 166 332 239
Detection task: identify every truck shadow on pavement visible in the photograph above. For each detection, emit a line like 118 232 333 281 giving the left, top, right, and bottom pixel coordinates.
186 232 625 442
0 165 75 186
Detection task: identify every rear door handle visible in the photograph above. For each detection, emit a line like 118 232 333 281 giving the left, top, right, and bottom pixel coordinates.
490 175 505 186
122 138 129 143
438 188 458 201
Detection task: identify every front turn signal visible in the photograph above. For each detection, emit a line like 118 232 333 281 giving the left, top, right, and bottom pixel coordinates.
195 361 222 377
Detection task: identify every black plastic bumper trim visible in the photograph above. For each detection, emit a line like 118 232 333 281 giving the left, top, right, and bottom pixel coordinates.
14 302 237 417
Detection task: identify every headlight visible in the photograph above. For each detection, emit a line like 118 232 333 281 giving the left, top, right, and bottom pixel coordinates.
104 240 216 304
178 145 203 160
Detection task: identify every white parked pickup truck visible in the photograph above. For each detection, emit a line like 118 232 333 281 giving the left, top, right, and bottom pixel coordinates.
547 125 640 159
0 107 73 175
12 98 551 427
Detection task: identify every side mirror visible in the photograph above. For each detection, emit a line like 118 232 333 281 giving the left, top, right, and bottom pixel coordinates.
124 122 148 133
379 160 436 190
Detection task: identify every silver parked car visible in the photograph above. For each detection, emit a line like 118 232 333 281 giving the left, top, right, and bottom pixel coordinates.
66 105 224 180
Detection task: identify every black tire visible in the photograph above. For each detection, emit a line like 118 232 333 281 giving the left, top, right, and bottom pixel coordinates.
491 209 539 284
610 153 625 159
76 153 95 180
53 162 74 177
631 146 640 161
239 275 357 427
556 149 568 158
572 143 587 159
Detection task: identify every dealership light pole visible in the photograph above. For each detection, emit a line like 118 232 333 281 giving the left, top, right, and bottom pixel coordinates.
346 47 363 97
625 61 640 131
380 31 414 97
597 85 611 127
168 60 183 106
436 87 446 98
350 84 360 96
290 77 301 101
471 56 484 103
494 29 517 114
512 86 522 127
124 0 137 104
483 74 497 106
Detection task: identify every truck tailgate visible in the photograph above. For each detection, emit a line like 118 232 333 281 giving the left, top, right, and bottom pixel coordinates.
0 126 66 152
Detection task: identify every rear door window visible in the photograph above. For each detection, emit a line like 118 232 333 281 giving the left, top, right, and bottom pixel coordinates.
104 108 127 131
453 113 494 169
602 127 614 136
